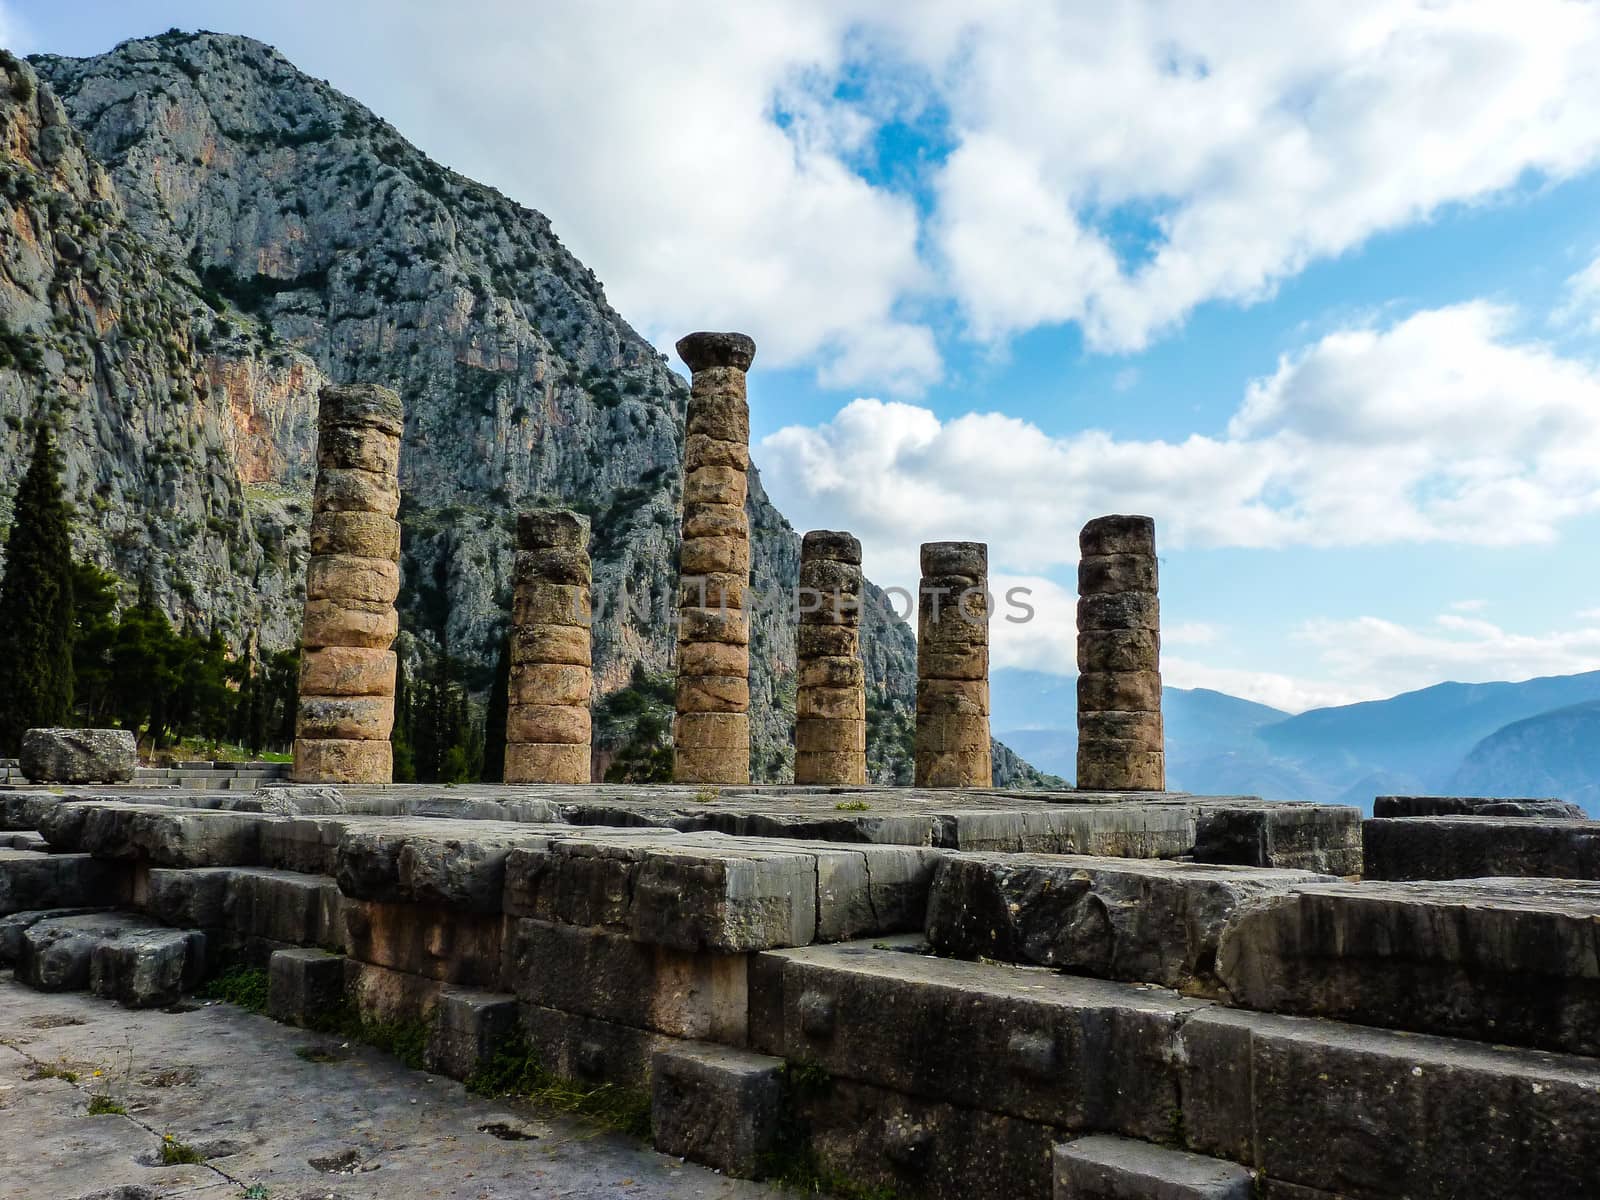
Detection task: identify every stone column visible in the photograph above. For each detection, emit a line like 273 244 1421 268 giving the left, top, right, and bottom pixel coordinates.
794 530 866 785
914 541 991 787
673 331 755 785
292 383 403 783
1076 514 1164 790
506 509 593 784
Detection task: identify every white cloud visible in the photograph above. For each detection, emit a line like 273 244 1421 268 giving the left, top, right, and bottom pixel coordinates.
107 0 1600 390
1556 251 1600 334
1297 610 1600 698
759 302 1600 572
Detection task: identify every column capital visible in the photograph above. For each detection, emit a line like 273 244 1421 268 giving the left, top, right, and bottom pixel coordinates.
676 331 756 372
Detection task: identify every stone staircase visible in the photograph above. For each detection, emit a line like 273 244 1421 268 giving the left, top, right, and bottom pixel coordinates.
2 786 1598 1198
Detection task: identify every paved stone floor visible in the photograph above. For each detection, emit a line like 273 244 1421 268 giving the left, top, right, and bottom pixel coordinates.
0 974 783 1200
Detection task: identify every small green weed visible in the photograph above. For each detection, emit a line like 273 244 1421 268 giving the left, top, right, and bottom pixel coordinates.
466 1041 651 1139
160 1135 204 1165
199 966 269 1013
692 787 720 804
834 800 870 811
86 1094 126 1115
29 1062 79 1083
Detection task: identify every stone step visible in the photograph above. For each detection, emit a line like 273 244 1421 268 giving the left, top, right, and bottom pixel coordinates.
12 910 206 1008
751 938 1206 1140
1215 877 1600 1056
925 853 1333 994
1181 1006 1600 1198
142 865 346 958
0 848 129 914
1054 1135 1254 1199
651 1041 785 1178
1363 815 1600 881
1374 795 1586 819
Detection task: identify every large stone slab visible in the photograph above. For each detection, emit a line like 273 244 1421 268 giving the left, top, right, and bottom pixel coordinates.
1054 1135 1255 1200
503 918 748 1044
143 866 344 953
19 728 135 783
40 802 271 867
1190 801 1361 875
333 817 568 908
0 848 128 914
343 898 503 986
1363 816 1600 881
506 837 817 951
1180 1006 1600 1199
926 853 1330 994
15 911 205 1007
1374 795 1586 819
1216 877 1600 1055
519 1001 675 1091
796 1076 1057 1200
764 940 1205 1140
424 985 520 1080
650 1041 784 1177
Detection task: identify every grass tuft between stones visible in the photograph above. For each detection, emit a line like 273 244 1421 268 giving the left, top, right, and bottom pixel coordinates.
160 1134 205 1165
85 1094 126 1116
464 1040 651 1139
834 800 871 812
199 965 270 1013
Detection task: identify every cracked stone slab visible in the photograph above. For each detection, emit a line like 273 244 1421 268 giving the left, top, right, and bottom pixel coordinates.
0 848 130 914
1216 876 1600 1055
0 973 781 1199
926 853 1331 994
1363 815 1600 881
14 912 206 1007
760 939 1207 1140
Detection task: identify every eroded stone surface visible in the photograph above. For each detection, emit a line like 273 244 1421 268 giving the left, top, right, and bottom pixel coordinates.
1217 877 1600 1054
19 728 136 784
1363 815 1600 880
650 1041 784 1177
926 853 1330 994
15 912 204 1007
1373 795 1587 820
1055 1135 1255 1200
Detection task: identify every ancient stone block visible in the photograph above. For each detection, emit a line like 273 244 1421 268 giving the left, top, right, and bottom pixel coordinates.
308 511 402 559
504 743 590 783
796 624 859 659
295 695 395 740
513 545 592 588
1362 815 1600 881
16 912 204 1007
267 946 347 1026
1077 591 1159 632
19 728 136 783
921 540 987 580
312 466 401 516
683 466 748 508
1191 802 1362 875
798 1076 1058 1200
304 555 401 604
677 639 748 677
1080 514 1156 558
503 918 748 1043
519 1001 675 1090
508 663 591 707
671 746 751 785
1076 711 1164 748
1077 670 1162 712
797 685 866 721
771 941 1201 1137
681 502 749 541
510 622 592 666
0 849 129 914
798 657 866 690
506 703 590 745
794 718 866 754
318 381 405 438
1077 552 1160 595
676 674 751 714
292 737 392 784
680 571 748 610
915 677 990 715
1217 877 1600 1055
1373 794 1587 819
674 711 751 750
685 433 750 470
1180 1006 1600 1198
1054 1135 1254 1200
511 581 591 627
651 1042 784 1177
300 598 401 649
1077 628 1162 674
315 421 401 475
926 853 1331 994
677 605 751 645
424 986 521 1080
916 541 991 788
679 534 752 577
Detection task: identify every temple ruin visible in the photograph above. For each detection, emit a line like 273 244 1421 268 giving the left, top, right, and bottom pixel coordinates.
291 383 404 784
1075 514 1165 790
672 331 756 786
4 363 1598 1200
505 509 593 784
794 530 867 786
914 541 993 787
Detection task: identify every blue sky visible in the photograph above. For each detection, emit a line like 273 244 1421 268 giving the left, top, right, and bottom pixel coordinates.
11 1 1600 711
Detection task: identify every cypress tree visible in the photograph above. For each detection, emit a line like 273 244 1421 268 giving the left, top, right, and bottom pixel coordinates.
481 629 510 782
0 425 75 753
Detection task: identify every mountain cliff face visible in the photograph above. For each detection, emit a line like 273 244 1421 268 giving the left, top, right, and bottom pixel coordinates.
5 31 1041 785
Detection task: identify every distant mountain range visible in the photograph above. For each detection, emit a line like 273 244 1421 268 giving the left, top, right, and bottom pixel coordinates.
993 668 1600 814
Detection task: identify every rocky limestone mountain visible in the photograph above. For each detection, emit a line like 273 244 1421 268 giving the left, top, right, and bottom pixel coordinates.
8 29 1043 785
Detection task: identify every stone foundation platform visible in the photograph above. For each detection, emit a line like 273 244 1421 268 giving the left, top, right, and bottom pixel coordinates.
2 782 1596 1198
